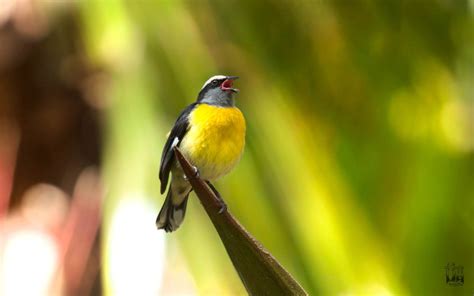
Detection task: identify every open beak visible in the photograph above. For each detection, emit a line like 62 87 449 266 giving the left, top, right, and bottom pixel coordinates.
220 76 239 93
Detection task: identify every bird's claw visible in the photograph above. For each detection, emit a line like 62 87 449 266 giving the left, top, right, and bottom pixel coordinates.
191 165 200 177
218 202 227 214
184 166 200 181
205 181 227 214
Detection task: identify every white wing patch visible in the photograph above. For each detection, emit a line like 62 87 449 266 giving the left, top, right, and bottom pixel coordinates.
201 75 226 90
171 137 179 148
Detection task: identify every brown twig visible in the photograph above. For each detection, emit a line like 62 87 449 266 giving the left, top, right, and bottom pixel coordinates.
174 147 308 296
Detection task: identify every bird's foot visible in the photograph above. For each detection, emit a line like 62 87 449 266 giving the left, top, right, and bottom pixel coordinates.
218 200 227 214
184 166 200 181
191 165 200 177
206 181 227 214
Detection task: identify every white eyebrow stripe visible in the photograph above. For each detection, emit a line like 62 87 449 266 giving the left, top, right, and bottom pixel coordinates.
201 75 227 90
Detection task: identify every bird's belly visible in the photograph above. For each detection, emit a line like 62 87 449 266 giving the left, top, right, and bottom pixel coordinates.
179 105 246 181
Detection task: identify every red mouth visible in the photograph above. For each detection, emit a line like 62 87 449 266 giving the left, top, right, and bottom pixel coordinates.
220 79 239 92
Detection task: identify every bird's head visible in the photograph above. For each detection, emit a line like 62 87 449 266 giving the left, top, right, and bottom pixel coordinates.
197 75 239 106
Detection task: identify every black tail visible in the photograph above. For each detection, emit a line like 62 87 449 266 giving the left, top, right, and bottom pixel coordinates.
156 189 189 232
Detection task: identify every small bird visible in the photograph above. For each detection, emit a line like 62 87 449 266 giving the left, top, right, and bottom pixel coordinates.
156 75 246 232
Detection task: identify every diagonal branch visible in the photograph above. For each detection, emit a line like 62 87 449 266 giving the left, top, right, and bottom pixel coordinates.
174 147 308 296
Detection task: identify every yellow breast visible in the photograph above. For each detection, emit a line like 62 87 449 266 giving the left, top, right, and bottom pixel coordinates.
180 104 246 181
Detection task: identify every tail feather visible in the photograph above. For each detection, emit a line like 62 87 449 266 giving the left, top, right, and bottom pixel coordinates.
156 189 190 232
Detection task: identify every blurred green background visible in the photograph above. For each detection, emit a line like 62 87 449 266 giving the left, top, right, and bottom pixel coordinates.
1 0 472 295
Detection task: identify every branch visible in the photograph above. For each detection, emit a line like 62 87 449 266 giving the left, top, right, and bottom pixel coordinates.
174 147 308 296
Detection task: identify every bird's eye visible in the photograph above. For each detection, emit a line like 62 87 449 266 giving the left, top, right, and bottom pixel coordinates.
212 79 219 86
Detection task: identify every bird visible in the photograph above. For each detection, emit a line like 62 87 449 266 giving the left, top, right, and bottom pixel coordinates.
156 75 246 232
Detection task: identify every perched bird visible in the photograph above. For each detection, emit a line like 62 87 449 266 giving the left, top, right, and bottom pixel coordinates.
156 75 246 232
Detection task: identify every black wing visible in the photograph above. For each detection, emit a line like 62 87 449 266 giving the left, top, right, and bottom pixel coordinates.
159 103 197 194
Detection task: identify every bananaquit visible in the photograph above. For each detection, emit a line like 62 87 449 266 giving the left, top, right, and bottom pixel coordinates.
156 75 245 232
